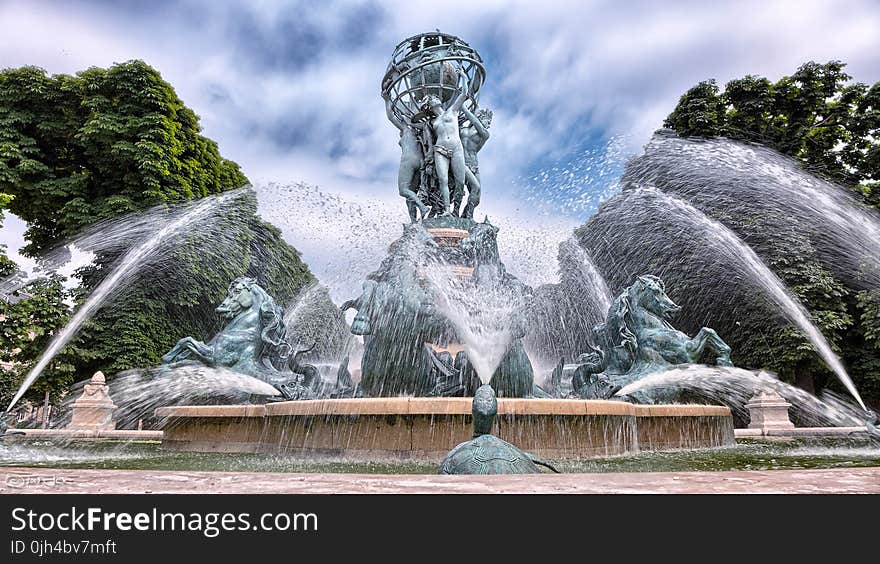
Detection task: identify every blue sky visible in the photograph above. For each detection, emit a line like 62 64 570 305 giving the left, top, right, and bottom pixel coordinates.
2 0 880 296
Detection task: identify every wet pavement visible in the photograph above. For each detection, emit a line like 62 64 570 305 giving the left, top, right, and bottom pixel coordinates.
2 466 878 494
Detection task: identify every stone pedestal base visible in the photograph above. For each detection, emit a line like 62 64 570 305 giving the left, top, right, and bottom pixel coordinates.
67 371 117 431
425 227 470 247
156 399 734 460
745 390 795 430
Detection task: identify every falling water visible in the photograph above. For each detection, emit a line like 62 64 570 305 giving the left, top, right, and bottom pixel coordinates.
636 187 866 410
281 280 354 363
559 237 612 314
283 282 325 329
107 365 280 428
616 365 863 427
625 133 880 289
5 189 248 412
423 265 522 384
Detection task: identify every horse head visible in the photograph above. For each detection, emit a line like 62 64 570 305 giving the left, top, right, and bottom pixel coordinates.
629 275 681 322
460 216 500 264
217 277 290 358
217 277 260 319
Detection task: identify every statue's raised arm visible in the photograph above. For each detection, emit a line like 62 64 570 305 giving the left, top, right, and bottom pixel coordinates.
457 103 492 218
462 106 490 141
384 97 406 131
450 68 470 112
386 97 430 218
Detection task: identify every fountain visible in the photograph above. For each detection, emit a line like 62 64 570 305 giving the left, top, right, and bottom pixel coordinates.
154 32 736 462
6 32 878 478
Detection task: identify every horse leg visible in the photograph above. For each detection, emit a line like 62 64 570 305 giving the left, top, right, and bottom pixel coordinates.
684 329 712 364
181 338 215 365
161 337 195 364
701 328 733 366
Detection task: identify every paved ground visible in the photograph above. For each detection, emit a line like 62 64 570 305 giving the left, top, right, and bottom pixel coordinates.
2 466 879 494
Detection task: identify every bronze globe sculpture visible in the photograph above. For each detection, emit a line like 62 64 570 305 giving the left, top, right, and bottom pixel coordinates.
381 31 485 126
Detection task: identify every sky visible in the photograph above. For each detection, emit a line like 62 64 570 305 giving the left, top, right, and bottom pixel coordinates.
2 0 880 297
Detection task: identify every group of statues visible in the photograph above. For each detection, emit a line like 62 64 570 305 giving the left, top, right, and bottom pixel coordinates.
381 31 492 221
159 269 740 406
386 72 491 221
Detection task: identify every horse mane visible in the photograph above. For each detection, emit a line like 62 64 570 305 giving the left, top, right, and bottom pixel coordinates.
638 274 665 291
464 220 500 263
243 280 292 359
605 287 638 364
607 275 668 360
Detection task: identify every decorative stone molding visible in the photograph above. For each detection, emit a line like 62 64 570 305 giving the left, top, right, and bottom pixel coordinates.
67 371 117 431
425 227 470 247
745 390 795 430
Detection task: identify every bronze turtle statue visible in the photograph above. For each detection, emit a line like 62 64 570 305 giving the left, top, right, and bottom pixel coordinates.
439 384 559 474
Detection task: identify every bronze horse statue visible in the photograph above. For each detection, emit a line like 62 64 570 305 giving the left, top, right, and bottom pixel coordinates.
602 275 732 372
161 277 331 399
162 278 289 374
572 275 733 399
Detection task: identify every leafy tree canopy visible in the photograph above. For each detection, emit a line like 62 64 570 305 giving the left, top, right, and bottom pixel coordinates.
0 60 249 255
664 61 880 202
0 61 321 411
0 192 15 277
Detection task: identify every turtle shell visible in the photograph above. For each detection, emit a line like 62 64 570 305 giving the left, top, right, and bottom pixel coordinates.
439 435 541 474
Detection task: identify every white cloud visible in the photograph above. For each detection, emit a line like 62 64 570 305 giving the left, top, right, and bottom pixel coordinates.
2 0 879 291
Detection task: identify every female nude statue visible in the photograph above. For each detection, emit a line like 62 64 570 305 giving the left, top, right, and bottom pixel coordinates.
421 69 470 216
385 97 429 218
457 106 492 218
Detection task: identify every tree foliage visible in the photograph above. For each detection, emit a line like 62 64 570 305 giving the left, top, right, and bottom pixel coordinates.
0 60 248 255
0 276 73 406
0 192 15 277
0 61 315 407
664 61 880 200
624 60 880 404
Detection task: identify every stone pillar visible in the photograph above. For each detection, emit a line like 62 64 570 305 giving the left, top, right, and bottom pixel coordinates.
745 390 795 431
67 371 117 431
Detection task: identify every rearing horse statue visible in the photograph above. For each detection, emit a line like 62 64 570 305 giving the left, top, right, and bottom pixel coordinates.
162 277 289 374
605 274 732 372
572 275 733 399
161 277 330 399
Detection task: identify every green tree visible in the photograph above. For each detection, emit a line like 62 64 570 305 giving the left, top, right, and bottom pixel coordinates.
664 61 879 198
0 276 73 406
636 60 880 404
0 61 316 405
663 79 726 137
0 192 15 277
0 60 248 254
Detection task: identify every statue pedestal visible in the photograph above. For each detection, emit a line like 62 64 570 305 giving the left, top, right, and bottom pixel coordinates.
67 371 117 431
422 225 473 352
745 390 795 430
425 227 470 247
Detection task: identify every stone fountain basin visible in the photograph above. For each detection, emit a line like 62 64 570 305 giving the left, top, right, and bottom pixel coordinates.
155 398 733 461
